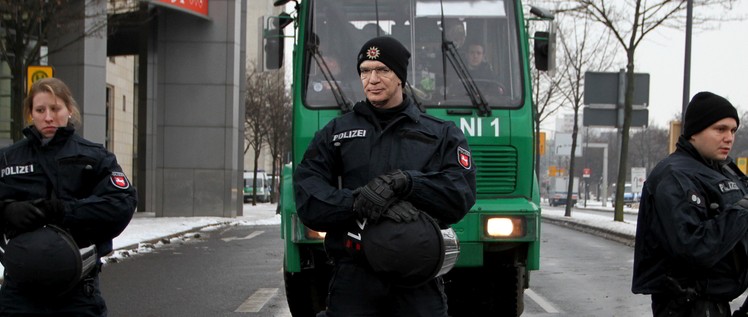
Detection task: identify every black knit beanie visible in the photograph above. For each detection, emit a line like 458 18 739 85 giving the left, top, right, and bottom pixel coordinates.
683 91 739 138
357 36 410 83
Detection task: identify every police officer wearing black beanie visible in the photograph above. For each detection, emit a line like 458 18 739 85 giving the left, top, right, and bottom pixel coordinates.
633 91 748 317
294 36 476 317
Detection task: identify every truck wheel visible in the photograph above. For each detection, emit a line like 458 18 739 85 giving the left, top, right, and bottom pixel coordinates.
445 266 525 317
284 265 331 317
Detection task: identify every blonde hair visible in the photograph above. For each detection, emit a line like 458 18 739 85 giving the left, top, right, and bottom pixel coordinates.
23 78 82 128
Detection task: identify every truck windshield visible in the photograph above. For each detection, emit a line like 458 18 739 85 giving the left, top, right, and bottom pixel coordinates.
303 0 524 110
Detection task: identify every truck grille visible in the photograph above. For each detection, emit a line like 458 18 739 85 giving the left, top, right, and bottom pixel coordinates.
471 144 517 197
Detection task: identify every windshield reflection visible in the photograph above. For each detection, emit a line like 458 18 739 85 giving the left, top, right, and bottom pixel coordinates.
304 0 523 110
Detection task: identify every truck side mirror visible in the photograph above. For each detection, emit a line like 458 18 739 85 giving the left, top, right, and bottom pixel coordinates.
263 13 293 70
533 31 555 71
528 6 555 72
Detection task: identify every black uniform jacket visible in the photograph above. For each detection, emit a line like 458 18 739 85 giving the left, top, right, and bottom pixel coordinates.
294 96 477 258
632 136 748 300
0 126 137 257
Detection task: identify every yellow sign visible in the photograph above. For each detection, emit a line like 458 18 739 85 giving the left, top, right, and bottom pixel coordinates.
738 157 748 174
548 165 557 177
538 132 546 156
27 65 54 92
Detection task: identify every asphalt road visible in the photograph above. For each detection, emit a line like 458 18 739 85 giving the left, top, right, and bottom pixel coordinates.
97 220 658 316
99 224 289 317
524 222 650 316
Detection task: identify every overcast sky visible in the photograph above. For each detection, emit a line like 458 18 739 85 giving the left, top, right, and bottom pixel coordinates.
636 1 748 128
548 2 748 131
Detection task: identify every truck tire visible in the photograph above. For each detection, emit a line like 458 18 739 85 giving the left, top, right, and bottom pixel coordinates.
445 266 525 317
283 262 331 317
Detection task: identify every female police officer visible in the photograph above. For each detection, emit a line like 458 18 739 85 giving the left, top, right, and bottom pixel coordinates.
294 36 476 316
0 77 137 316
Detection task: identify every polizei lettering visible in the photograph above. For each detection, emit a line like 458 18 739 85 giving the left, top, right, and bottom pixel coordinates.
718 181 739 193
0 164 35 178
332 129 367 142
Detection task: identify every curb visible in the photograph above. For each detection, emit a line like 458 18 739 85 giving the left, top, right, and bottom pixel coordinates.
112 222 233 252
541 216 636 247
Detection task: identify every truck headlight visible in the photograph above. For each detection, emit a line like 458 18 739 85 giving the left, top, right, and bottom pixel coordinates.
484 217 525 238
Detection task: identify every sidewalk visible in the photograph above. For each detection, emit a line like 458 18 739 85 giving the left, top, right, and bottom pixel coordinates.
106 203 281 262
542 200 638 246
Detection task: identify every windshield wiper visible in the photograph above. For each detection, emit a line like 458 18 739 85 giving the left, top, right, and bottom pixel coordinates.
307 40 353 113
439 2 491 116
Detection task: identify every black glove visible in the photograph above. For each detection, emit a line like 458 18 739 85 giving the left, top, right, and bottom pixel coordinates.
737 195 748 209
2 201 47 235
32 198 65 225
353 170 411 222
382 200 420 223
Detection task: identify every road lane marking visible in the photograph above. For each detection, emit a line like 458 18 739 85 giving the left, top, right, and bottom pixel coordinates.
526 288 560 313
222 230 264 242
235 288 278 313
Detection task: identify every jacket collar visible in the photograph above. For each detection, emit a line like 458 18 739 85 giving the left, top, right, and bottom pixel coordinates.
22 125 76 147
675 135 730 171
353 94 421 123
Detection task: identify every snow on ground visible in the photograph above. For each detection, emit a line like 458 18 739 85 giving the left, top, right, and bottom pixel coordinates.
543 201 638 238
111 202 280 250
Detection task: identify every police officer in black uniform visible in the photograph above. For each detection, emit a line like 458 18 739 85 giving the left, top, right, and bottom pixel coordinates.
0 78 137 316
294 36 476 316
632 92 748 317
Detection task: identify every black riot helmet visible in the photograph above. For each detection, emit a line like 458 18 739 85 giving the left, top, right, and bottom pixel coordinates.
362 208 459 287
0 225 97 297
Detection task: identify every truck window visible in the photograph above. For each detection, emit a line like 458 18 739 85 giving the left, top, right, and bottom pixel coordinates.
303 0 524 110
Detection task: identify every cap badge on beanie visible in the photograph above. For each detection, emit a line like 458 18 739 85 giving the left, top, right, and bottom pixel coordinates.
357 36 411 83
366 47 381 60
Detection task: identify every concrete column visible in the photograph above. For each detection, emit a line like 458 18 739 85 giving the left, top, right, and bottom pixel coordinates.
150 0 245 217
48 1 108 144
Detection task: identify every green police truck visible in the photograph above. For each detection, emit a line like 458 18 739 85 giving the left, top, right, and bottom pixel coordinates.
265 0 554 315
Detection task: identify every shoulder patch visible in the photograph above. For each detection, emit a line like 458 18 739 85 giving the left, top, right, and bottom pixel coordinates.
110 172 131 189
457 146 472 169
686 190 705 208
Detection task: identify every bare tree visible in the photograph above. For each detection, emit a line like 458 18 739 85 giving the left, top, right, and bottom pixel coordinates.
555 17 618 216
531 68 564 179
245 62 272 206
1 0 109 141
628 124 669 175
264 69 292 203
566 0 738 221
525 2 565 180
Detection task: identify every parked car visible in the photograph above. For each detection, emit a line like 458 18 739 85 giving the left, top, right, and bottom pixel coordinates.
614 183 640 206
243 171 270 203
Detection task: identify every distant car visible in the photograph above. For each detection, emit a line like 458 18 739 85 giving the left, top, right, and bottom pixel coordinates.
244 171 270 203
615 184 640 206
549 191 578 207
